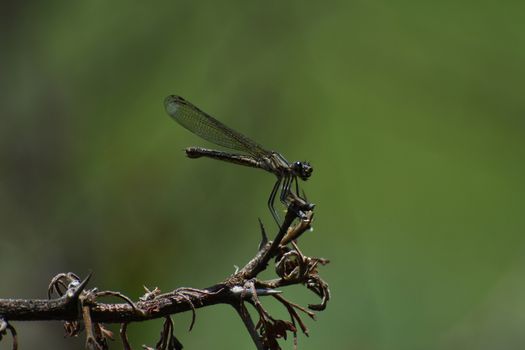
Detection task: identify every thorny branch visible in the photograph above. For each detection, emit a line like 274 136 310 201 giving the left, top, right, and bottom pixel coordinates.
0 197 329 350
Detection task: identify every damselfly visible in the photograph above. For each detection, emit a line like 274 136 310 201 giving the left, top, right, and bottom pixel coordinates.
165 95 313 226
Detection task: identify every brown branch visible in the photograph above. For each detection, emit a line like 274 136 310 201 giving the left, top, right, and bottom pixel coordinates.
232 303 265 350
0 201 329 349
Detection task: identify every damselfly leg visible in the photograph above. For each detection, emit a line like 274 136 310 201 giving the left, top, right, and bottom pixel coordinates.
268 177 282 226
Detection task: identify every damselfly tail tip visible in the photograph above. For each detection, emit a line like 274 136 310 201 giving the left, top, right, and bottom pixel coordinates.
185 147 202 158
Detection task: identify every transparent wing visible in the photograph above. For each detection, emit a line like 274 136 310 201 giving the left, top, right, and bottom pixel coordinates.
165 95 270 158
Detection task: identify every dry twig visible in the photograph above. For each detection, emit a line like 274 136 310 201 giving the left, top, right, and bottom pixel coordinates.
0 197 329 349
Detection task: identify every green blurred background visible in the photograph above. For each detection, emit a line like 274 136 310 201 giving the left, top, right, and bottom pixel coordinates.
1 1 525 349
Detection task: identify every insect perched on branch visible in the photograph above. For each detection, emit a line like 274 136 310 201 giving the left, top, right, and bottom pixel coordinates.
165 95 314 227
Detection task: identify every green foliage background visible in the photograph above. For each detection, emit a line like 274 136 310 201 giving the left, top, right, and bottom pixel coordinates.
1 1 524 349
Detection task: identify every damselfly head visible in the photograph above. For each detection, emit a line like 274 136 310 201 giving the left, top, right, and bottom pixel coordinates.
293 161 313 181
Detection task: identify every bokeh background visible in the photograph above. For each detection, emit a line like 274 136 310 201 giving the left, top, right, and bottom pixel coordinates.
1 1 525 349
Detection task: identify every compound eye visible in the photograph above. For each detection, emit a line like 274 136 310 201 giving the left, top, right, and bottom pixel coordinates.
301 164 313 178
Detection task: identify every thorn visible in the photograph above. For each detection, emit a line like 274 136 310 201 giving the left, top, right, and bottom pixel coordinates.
258 218 268 251
255 288 282 296
67 271 93 300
